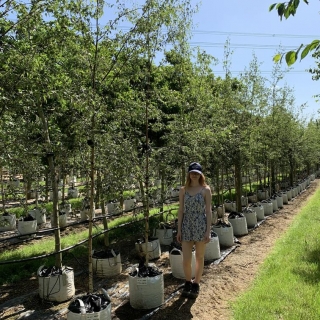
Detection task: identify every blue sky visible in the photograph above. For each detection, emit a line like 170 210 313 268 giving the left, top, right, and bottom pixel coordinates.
190 0 320 120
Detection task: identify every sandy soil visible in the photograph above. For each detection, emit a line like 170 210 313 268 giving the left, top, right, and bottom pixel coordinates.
0 178 318 320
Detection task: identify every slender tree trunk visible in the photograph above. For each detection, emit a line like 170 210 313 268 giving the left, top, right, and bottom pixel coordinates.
138 179 146 208
88 115 95 293
119 186 124 211
37 105 62 268
26 178 32 200
215 167 220 206
144 171 150 266
234 158 242 212
227 167 232 199
45 168 49 202
289 161 294 187
248 172 252 193
101 199 109 247
35 177 39 207
97 169 109 246
306 163 310 176
1 168 5 211
221 167 224 205
24 182 28 214
144 96 150 267
95 170 101 209
181 164 186 186
270 160 275 195
159 170 164 221
263 161 267 190
62 172 66 204
257 166 261 190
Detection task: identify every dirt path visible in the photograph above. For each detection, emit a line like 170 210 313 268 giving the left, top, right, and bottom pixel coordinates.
151 179 319 320
1 179 318 320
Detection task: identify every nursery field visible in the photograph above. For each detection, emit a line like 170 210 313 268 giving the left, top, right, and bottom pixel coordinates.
3 0 320 319
0 179 319 320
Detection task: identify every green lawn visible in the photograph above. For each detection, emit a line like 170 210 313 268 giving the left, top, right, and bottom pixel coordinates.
231 187 320 320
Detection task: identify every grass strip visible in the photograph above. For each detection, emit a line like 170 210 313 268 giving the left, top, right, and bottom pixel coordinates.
231 188 320 320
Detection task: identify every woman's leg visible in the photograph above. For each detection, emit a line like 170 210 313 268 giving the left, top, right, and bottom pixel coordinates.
187 241 206 298
194 241 206 283
181 241 194 281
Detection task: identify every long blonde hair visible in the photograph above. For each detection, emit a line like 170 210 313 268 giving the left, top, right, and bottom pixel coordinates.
185 172 207 188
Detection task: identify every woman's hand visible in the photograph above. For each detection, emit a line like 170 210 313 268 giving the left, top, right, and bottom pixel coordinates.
177 231 182 243
204 230 210 243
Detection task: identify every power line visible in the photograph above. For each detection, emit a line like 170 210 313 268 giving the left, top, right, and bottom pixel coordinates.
190 30 320 39
6 17 320 40
115 26 320 39
4 18 319 51
188 42 298 50
98 26 318 51
85 24 320 39
212 70 309 74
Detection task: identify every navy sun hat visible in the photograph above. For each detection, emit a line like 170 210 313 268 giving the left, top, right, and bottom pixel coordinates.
188 162 202 174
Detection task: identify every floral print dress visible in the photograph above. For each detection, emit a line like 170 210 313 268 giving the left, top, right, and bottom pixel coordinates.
181 189 207 242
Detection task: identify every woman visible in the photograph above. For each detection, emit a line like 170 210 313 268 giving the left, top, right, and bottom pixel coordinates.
177 162 212 299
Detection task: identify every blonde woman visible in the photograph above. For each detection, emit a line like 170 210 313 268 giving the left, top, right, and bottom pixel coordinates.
177 162 212 299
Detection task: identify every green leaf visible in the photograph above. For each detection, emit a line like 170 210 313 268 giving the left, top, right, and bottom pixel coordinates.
277 4 285 18
293 0 300 9
309 39 320 51
300 44 311 60
290 4 297 16
269 3 277 11
284 7 291 19
285 51 297 66
273 53 282 63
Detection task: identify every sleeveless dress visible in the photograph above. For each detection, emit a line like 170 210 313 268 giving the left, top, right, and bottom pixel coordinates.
181 189 207 241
